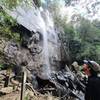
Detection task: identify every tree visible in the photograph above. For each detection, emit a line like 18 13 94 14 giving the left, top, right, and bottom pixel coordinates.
75 18 100 63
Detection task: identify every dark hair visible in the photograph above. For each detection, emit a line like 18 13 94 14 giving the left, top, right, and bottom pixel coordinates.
89 66 97 76
84 60 97 76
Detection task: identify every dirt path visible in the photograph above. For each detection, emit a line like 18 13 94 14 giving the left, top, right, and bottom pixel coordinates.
0 91 20 100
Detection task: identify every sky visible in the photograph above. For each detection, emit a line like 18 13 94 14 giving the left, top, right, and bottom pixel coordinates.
20 0 100 21
57 0 100 21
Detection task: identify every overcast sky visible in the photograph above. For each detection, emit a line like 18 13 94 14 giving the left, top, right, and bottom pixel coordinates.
59 0 100 21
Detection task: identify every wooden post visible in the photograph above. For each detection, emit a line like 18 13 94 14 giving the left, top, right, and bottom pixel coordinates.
20 68 27 100
4 68 11 87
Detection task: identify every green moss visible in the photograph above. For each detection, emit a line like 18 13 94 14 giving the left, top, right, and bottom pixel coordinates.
0 10 20 42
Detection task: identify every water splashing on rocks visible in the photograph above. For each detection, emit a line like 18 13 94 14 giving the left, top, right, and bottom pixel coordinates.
4 1 58 78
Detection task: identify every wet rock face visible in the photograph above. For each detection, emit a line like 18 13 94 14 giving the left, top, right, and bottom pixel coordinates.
27 32 42 56
4 27 61 73
3 2 62 75
4 31 43 73
0 38 6 52
0 38 7 64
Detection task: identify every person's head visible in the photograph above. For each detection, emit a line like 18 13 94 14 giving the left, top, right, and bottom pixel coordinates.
72 61 79 72
82 60 100 76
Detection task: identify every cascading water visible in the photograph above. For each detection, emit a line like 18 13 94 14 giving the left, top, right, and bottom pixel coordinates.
4 1 58 77
37 9 58 77
38 10 51 77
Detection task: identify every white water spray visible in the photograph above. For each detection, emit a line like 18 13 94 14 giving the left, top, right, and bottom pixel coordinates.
4 1 57 77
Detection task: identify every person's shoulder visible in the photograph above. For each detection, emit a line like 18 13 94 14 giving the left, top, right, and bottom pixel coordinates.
89 76 100 83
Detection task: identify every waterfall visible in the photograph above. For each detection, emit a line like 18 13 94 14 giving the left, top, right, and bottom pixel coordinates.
4 1 58 77
37 9 57 77
37 10 51 77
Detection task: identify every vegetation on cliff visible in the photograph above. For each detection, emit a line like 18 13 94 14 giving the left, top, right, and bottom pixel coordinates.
0 0 100 64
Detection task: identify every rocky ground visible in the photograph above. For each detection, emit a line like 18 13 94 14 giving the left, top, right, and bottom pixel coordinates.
0 69 60 100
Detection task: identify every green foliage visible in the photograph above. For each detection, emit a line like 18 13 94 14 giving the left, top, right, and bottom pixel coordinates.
0 10 20 42
92 19 100 29
64 24 75 40
0 0 41 9
0 0 22 9
33 0 42 7
24 94 29 100
75 18 100 63
0 64 3 70
77 18 100 42
69 40 81 60
52 5 100 63
1 0 100 64
48 0 61 20
64 0 73 6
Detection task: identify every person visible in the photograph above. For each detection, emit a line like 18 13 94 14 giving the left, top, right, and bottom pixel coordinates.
72 61 85 81
82 60 100 100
